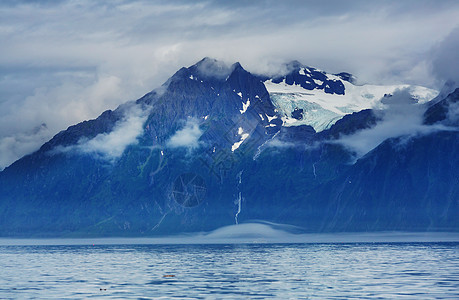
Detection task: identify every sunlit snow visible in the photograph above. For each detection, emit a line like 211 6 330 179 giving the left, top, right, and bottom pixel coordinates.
231 127 249 152
266 114 277 123
313 79 324 86
240 99 250 114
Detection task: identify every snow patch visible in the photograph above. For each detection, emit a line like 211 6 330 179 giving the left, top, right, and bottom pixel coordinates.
313 79 323 86
325 73 344 81
231 127 249 152
240 99 250 114
266 115 277 123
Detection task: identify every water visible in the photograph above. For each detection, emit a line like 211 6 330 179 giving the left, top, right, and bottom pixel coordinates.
0 242 458 299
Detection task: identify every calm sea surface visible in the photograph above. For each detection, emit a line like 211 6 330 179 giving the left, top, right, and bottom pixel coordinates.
0 242 458 299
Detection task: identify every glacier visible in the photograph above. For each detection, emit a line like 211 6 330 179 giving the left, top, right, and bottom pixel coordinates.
264 75 438 132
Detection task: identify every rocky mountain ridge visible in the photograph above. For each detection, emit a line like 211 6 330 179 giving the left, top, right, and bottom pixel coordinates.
0 58 457 237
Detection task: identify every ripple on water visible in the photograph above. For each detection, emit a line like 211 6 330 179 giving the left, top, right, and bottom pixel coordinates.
0 243 457 299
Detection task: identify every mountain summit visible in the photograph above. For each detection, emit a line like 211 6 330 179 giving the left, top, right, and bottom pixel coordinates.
0 58 457 237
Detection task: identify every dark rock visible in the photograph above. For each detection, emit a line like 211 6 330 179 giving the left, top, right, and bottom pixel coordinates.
291 108 304 120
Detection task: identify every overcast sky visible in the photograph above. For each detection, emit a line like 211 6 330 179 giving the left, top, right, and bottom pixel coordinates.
1 0 459 169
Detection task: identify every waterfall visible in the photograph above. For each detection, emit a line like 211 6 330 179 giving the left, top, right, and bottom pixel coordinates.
235 171 243 224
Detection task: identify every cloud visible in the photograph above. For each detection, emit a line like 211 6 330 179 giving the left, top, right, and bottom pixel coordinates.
166 118 203 149
447 101 459 125
430 26 459 87
0 73 136 169
1 222 457 245
1 0 459 169
266 139 296 148
334 88 458 159
265 138 321 151
195 58 233 80
56 103 149 161
0 123 50 170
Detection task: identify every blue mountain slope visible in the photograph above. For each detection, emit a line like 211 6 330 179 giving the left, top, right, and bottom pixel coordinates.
0 59 457 236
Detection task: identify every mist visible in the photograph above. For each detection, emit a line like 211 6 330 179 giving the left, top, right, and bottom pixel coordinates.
0 222 457 246
430 26 459 87
334 88 458 159
166 118 203 149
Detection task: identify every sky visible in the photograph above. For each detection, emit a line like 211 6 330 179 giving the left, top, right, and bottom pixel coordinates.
1 0 459 170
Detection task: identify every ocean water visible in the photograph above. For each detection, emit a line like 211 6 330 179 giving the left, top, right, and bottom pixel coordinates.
0 242 458 299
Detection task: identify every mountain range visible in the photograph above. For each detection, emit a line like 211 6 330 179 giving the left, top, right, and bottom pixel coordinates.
0 57 457 237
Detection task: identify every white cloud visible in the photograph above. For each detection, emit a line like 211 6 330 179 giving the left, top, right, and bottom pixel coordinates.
166 118 203 149
56 103 149 161
430 26 459 87
0 124 50 170
0 74 132 169
446 100 459 125
334 89 458 159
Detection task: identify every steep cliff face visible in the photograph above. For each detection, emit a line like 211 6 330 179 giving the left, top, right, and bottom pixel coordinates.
310 131 458 231
424 88 459 126
0 59 457 237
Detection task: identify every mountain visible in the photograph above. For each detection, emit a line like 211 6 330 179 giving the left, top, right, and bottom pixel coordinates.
424 84 459 126
0 58 457 237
